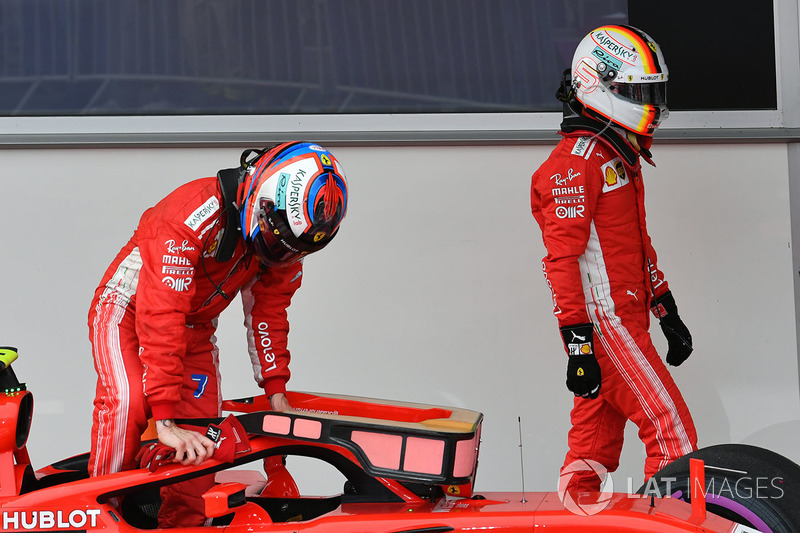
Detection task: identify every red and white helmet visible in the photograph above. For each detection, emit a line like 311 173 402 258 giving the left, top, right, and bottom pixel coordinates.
238 142 348 266
571 25 669 135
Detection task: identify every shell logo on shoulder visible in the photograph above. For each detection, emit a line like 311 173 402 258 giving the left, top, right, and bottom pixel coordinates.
601 158 629 192
604 167 617 185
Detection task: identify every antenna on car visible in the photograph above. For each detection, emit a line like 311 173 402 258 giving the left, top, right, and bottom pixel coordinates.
518 416 527 503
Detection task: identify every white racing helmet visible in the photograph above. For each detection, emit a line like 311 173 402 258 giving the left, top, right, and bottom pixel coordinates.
238 142 348 266
571 25 669 135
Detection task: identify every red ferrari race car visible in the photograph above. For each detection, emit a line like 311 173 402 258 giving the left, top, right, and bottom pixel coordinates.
0 345 798 532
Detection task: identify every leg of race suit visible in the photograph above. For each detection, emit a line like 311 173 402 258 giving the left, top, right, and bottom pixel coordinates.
595 317 698 483
158 324 221 528
562 392 626 494
89 299 149 478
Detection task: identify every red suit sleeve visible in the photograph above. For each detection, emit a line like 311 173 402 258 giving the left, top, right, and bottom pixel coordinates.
135 222 202 420
642 218 670 301
531 150 602 328
241 261 303 398
631 174 670 303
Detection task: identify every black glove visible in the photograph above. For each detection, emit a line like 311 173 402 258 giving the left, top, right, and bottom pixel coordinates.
560 323 601 399
651 291 693 366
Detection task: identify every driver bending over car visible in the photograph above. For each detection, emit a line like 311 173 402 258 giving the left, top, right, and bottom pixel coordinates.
88 142 348 527
530 25 698 493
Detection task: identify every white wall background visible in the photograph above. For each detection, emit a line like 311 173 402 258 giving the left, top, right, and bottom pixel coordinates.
0 141 798 494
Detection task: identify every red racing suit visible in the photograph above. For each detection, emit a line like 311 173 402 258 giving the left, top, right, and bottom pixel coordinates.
530 129 697 492
88 176 302 526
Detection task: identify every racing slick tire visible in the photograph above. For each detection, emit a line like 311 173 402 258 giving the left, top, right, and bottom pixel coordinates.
637 444 800 533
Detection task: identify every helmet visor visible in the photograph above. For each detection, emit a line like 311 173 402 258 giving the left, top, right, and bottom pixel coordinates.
252 199 336 266
252 200 305 266
611 82 667 106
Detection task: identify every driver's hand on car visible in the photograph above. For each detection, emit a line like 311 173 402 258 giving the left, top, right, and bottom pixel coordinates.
269 392 293 412
156 419 216 465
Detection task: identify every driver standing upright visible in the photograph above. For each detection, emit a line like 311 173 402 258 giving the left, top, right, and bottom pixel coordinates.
529 25 698 493
88 142 348 526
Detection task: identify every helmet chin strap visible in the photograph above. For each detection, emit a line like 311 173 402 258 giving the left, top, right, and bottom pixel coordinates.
625 130 656 167
626 130 641 151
